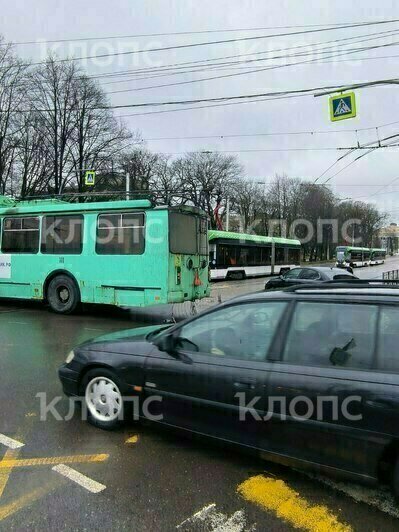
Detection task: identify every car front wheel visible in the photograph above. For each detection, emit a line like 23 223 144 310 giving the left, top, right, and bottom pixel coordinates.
82 369 125 430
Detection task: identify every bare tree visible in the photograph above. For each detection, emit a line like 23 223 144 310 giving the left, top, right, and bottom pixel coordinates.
230 180 263 232
0 38 28 194
337 200 386 248
171 152 243 227
28 57 82 193
296 183 336 261
267 175 302 233
15 112 52 197
69 75 132 192
119 148 162 191
149 155 183 205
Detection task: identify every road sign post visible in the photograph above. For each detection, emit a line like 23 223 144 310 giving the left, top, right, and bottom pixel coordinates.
329 92 356 122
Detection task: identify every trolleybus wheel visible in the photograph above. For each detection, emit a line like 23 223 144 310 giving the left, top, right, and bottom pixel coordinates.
227 271 245 281
47 275 80 314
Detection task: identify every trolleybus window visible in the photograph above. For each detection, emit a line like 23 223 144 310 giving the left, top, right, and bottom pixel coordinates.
2 217 40 254
198 217 208 255
41 215 83 255
96 212 145 255
169 212 198 255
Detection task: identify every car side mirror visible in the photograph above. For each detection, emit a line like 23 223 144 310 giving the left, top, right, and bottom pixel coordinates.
154 332 176 354
154 333 193 364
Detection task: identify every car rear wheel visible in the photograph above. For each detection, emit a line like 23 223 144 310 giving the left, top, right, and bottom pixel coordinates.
82 369 125 430
47 275 80 314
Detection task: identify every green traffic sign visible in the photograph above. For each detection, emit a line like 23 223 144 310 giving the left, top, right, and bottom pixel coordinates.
329 92 356 122
85 171 96 186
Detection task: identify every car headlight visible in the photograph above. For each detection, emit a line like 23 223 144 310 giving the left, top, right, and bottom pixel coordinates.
65 350 75 364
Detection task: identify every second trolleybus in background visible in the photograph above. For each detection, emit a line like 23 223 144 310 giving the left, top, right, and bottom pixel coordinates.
335 245 386 268
208 230 301 280
0 196 210 314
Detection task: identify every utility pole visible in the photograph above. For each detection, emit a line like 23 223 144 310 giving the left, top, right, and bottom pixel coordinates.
126 172 130 200
226 198 230 231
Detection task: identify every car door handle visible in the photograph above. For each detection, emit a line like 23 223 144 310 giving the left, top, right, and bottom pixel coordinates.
234 381 256 390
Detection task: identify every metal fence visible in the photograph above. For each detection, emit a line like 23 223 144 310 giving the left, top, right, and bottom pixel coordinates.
383 270 399 280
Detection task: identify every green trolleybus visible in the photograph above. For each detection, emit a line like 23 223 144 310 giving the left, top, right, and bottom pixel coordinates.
208 230 301 280
0 196 210 314
335 246 371 268
370 248 386 265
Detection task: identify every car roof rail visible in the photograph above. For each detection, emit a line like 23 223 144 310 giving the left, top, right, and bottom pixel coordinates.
326 278 399 285
285 279 399 293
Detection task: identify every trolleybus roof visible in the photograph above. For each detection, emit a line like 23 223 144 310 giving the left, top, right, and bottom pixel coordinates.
208 230 300 246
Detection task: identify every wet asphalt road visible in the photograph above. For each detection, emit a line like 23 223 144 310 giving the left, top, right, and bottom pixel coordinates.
1 258 399 531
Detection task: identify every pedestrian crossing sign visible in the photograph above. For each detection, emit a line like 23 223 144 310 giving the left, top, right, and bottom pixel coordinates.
85 170 96 186
329 92 356 122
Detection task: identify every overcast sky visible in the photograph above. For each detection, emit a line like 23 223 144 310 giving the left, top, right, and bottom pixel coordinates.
3 0 399 221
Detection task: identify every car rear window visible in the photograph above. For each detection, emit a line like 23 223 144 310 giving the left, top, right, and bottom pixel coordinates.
299 269 320 280
377 306 399 373
283 302 378 370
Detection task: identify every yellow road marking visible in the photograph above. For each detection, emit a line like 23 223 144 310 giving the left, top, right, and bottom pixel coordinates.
0 414 37 499
0 485 54 521
0 449 21 499
237 475 351 532
0 453 109 469
125 435 139 444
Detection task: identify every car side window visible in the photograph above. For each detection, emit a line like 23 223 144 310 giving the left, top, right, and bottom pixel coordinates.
377 306 399 373
284 268 302 279
283 302 378 370
299 269 320 280
177 302 288 361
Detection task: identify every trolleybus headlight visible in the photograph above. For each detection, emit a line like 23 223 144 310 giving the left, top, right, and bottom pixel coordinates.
65 350 75 364
187 258 193 270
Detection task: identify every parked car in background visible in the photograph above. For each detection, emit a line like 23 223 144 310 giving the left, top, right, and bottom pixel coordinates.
264 266 357 290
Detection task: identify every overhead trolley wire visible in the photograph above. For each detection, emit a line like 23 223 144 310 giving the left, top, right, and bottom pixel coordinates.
25 19 399 67
140 120 399 142
99 28 399 85
93 27 399 81
107 38 399 94
4 19 398 46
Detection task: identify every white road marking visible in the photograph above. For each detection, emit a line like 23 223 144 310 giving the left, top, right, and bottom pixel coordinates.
301 471 399 519
176 503 253 531
177 504 216 528
213 510 251 532
0 434 24 450
52 464 106 493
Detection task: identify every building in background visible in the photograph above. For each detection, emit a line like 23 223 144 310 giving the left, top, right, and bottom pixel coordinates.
379 224 399 255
